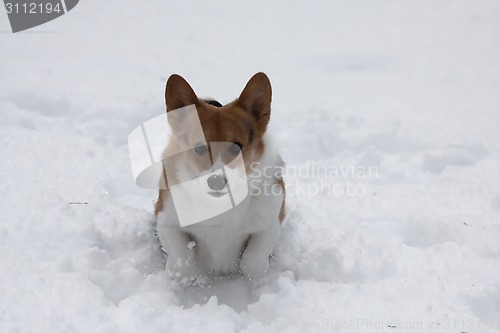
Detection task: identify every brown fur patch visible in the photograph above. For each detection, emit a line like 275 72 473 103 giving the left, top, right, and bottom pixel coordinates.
154 189 168 216
276 176 286 223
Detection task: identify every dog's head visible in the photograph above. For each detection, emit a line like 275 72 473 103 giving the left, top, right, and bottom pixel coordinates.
163 73 272 197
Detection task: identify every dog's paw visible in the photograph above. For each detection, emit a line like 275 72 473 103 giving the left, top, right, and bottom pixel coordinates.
166 253 196 284
240 253 269 279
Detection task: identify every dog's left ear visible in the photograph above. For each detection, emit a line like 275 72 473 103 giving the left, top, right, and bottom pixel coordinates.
164 74 202 136
165 74 199 112
237 72 272 125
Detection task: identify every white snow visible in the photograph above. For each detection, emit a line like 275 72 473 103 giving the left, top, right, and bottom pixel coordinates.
1 0 500 332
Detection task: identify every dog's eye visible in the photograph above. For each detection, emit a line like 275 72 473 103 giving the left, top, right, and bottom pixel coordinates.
229 142 242 156
194 144 208 156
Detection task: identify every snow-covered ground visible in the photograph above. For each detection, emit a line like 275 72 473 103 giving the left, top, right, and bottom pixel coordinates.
1 1 500 332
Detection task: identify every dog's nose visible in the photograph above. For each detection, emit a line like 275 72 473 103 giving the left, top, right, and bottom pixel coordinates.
207 174 227 191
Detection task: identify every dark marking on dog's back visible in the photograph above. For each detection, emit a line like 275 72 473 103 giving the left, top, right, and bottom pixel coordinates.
205 99 223 108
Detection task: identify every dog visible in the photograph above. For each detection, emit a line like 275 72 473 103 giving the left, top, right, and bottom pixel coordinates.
154 72 285 282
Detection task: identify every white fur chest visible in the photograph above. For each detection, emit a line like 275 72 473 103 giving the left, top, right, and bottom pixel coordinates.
157 171 283 274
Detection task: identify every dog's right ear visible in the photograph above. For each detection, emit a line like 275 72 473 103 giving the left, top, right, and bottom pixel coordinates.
237 72 272 125
165 74 199 112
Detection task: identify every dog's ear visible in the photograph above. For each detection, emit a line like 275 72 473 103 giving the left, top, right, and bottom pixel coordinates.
165 74 199 112
165 75 202 137
237 72 272 124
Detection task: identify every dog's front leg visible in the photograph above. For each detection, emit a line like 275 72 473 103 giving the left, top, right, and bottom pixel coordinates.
157 226 196 282
240 221 281 278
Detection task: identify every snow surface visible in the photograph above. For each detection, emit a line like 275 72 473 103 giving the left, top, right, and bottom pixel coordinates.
1 0 500 332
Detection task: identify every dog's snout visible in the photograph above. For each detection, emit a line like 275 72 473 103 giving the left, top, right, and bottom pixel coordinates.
207 174 227 191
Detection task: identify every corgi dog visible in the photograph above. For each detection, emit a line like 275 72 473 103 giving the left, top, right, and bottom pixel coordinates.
154 72 285 282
